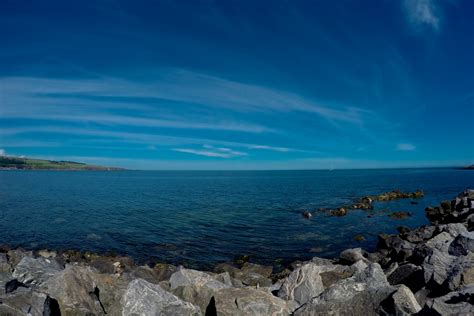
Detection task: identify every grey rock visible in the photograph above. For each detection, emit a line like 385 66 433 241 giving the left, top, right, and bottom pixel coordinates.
7 249 33 269
295 263 395 316
422 285 474 315
0 253 10 273
278 262 334 307
424 231 454 253
41 264 109 315
387 263 424 291
448 231 474 256
423 249 455 286
241 262 273 278
339 248 369 264
392 285 421 315
0 286 47 315
214 287 289 316
12 256 62 287
169 267 230 312
311 256 335 266
122 278 200 316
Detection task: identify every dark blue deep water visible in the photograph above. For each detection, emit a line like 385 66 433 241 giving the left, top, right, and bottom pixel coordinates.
0 168 473 269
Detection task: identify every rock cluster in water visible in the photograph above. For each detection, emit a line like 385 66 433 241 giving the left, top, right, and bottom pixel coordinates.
306 190 424 218
1 190 473 315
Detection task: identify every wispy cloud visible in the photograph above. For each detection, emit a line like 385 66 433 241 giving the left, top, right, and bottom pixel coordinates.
1 69 371 126
403 0 440 31
248 145 291 152
173 145 248 158
396 143 416 151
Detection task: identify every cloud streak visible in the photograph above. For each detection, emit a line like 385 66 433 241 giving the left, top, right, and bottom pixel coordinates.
396 143 416 151
173 145 248 158
403 0 440 31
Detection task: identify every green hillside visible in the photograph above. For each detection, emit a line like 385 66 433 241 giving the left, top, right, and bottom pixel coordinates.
0 156 124 170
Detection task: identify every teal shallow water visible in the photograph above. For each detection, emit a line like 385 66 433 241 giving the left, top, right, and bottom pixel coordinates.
0 168 472 269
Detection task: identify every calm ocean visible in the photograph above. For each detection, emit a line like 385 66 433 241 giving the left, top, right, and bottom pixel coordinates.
1 168 473 269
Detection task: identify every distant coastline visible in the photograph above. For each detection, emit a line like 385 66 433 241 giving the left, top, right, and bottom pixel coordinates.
0 156 124 171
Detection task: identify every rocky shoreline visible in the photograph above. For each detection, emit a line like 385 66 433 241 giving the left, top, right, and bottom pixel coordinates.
1 189 473 315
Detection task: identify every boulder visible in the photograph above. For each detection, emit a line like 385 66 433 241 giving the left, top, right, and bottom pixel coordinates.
213 287 289 315
7 249 33 268
423 249 455 287
386 263 424 292
448 232 474 256
241 262 272 278
0 253 10 273
391 284 421 315
122 278 200 315
12 256 62 287
40 265 106 314
169 267 230 311
339 248 369 264
278 262 333 307
421 285 474 315
0 287 48 315
294 263 395 316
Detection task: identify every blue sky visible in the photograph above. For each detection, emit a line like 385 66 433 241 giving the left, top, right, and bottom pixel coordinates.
1 0 473 170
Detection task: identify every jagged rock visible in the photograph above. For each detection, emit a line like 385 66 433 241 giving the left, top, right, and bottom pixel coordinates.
423 249 455 286
401 226 435 243
122 278 200 315
391 284 421 315
302 211 312 219
448 231 474 256
12 256 62 287
387 263 424 292
213 287 289 315
169 267 230 311
36 250 57 259
5 279 27 294
339 248 369 264
238 262 273 286
425 231 454 253
278 262 334 307
41 264 109 315
295 263 395 316
311 256 335 266
446 253 474 292
0 253 10 273
7 249 33 268
0 287 47 315
241 262 273 278
320 265 354 288
421 285 474 315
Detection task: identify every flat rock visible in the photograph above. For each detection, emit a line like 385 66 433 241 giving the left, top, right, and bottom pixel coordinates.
122 278 200 316
214 287 289 316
